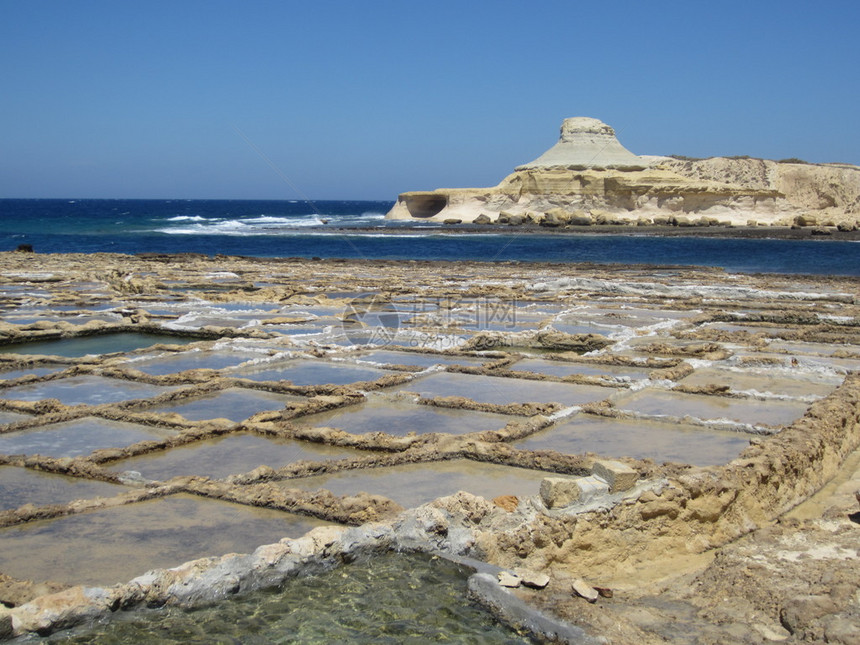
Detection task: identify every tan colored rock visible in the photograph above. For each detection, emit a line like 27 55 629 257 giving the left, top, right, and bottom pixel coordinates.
386 116 860 226
492 495 519 512
0 610 11 641
540 477 583 509
497 571 521 588
568 210 593 225
794 214 818 227
572 578 599 603
592 459 638 492
516 569 550 589
639 499 681 520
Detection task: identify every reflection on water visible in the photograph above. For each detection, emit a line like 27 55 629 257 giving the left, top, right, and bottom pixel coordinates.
515 413 750 466
108 433 361 481
152 387 304 422
0 465 125 511
509 357 652 380
0 417 177 458
611 388 809 427
0 333 198 357
357 349 485 368
285 459 549 508
394 371 612 406
678 367 839 398
128 350 259 375
49 552 529 644
0 375 175 406
238 360 392 385
296 396 511 437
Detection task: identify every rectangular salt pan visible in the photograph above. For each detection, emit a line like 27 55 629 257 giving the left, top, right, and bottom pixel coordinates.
127 351 260 375
0 494 329 586
108 433 361 481
0 365 65 381
284 459 550 508
509 358 652 380
611 388 809 427
0 465 126 511
0 410 29 425
515 413 751 466
237 360 392 386
295 396 512 437
0 375 175 406
0 417 177 458
152 387 304 422
393 372 612 406
678 368 840 399
0 333 198 357
356 350 486 368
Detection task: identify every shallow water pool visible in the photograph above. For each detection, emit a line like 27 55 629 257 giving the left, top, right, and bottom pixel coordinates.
151 387 304 422
394 371 613 407
515 413 751 466
237 360 393 386
0 375 175 406
0 417 177 458
108 432 362 481
285 458 549 508
47 552 529 644
295 396 513 437
611 388 809 427
0 494 328 586
0 333 199 357
0 465 126 511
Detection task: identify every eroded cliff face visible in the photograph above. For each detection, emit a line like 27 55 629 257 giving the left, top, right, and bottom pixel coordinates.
664 157 860 217
386 118 860 228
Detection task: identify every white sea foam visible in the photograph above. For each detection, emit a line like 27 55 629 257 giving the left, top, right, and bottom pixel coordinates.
155 214 328 235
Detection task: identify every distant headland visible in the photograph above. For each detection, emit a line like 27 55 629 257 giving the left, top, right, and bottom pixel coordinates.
386 117 860 230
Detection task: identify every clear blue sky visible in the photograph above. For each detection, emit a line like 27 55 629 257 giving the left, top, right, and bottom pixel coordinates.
2 0 858 200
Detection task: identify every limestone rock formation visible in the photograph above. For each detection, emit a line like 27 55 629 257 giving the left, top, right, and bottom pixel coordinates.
386 117 860 227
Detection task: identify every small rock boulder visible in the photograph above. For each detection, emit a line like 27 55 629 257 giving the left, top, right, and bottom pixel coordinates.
592 459 638 493
517 569 550 589
497 571 521 588
793 214 818 227
572 579 599 603
540 477 584 509
568 211 593 226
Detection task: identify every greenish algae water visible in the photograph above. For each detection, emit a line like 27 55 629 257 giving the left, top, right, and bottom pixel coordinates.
39 553 531 644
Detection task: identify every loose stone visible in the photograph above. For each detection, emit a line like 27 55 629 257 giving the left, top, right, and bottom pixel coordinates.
517 569 550 589
592 459 638 493
497 571 521 588
572 579 599 603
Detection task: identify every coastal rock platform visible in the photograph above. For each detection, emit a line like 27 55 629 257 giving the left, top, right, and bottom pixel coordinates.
0 252 857 642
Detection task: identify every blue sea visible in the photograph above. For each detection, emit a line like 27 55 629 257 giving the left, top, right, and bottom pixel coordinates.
0 199 858 275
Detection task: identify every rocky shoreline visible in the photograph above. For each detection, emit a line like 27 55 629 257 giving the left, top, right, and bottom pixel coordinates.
387 118 860 231
335 223 860 241
0 252 857 642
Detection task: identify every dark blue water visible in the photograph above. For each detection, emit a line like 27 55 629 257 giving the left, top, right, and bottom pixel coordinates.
1 199 857 275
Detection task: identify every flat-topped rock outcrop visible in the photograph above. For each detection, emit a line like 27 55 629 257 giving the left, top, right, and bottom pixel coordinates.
386 117 860 228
